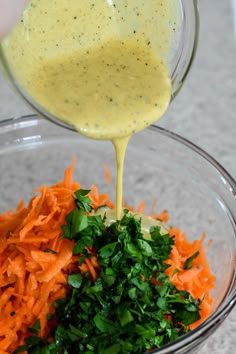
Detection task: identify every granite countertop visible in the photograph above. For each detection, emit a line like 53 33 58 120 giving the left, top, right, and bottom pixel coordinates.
0 0 235 352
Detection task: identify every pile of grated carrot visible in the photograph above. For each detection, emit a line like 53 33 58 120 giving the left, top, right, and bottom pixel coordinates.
0 162 215 353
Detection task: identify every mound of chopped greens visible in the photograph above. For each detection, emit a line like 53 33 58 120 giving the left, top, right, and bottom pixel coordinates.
14 190 201 354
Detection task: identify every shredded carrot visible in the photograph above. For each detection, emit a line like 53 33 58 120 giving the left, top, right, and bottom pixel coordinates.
88 185 114 210
149 209 169 222
165 228 215 329
151 198 157 214
104 163 112 186
0 162 215 352
124 199 169 222
137 200 146 214
0 163 82 352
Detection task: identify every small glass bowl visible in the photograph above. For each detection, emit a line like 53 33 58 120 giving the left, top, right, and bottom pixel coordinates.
0 0 198 131
0 115 235 353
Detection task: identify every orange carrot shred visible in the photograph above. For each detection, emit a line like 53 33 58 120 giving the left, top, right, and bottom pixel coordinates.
104 163 112 185
0 162 81 352
165 227 215 329
137 200 146 214
0 161 215 352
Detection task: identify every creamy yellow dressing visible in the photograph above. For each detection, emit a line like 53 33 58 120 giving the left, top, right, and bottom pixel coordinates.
95 208 168 238
1 0 179 219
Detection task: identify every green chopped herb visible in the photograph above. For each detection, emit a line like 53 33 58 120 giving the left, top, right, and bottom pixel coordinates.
16 189 201 353
184 251 200 270
27 319 41 334
43 248 57 254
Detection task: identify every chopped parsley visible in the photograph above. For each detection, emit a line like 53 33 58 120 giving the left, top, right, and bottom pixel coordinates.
183 251 200 270
14 190 201 354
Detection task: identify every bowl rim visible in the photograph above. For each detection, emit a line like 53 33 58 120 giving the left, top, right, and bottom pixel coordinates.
0 113 236 353
1 113 236 194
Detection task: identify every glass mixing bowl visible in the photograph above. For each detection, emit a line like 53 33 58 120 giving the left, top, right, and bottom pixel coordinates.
0 0 198 131
0 114 235 353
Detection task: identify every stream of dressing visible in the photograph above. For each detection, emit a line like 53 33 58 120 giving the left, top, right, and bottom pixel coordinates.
1 0 177 219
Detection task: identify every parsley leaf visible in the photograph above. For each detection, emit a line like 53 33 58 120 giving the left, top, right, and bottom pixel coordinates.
15 189 201 354
184 251 200 270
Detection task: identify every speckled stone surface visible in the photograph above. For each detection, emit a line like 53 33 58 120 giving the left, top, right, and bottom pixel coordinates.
0 0 235 352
